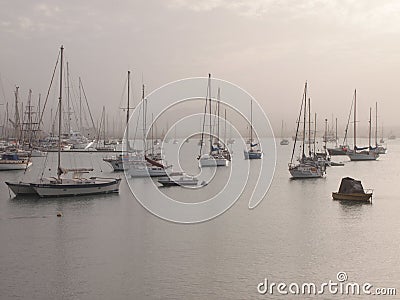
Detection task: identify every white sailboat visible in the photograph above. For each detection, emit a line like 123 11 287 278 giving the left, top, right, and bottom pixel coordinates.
103 71 137 171
279 120 289 145
127 84 172 177
244 98 262 159
288 82 326 178
6 46 121 197
347 90 379 161
198 74 229 167
0 153 32 170
373 102 387 154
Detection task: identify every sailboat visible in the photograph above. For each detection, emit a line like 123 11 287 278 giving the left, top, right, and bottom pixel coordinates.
288 82 326 178
244 98 262 159
347 90 379 161
327 104 352 156
373 102 387 154
198 74 229 167
127 84 172 177
6 46 121 197
172 125 178 144
103 70 137 171
279 120 289 145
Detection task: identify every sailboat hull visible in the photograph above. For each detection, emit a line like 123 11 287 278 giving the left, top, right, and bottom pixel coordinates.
199 154 229 167
5 182 37 195
347 151 379 161
32 178 121 197
244 150 263 159
289 164 325 178
0 161 32 170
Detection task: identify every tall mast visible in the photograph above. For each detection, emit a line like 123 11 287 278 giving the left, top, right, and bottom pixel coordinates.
250 98 253 149
79 77 82 132
208 74 212 153
142 84 146 153
314 113 317 156
102 106 106 145
369 107 372 149
353 89 357 150
324 118 328 150
302 82 307 159
14 86 20 140
335 117 338 147
224 109 227 145
66 61 71 136
375 102 378 147
57 46 64 180
217 87 220 144
308 97 311 157
126 70 131 151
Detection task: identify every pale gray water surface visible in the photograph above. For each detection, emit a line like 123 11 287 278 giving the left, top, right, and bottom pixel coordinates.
0 139 399 299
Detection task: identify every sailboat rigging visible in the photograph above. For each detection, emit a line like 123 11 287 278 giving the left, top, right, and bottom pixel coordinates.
6 46 121 197
288 82 326 178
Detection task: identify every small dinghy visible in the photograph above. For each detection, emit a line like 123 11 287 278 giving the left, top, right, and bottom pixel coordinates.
332 177 373 202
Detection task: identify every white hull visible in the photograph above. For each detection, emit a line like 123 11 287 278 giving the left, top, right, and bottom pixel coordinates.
289 163 325 178
199 157 229 167
0 161 32 170
347 151 379 161
127 165 170 177
30 150 47 157
6 182 37 195
33 178 121 197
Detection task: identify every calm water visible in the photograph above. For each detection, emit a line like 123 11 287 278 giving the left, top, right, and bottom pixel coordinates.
0 139 399 299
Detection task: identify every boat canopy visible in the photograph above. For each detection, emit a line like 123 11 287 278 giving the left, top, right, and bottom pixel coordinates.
1 153 20 160
355 146 369 151
338 177 365 194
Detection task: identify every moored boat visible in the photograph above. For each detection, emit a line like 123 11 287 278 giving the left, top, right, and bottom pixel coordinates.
158 175 200 187
332 177 372 202
0 153 32 170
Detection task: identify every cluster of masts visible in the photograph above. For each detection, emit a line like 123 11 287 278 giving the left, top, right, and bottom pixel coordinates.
288 82 388 179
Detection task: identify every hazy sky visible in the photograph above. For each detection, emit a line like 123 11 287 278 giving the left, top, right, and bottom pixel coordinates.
1 0 400 136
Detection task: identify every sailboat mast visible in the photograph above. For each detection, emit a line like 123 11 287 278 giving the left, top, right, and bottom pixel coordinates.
250 98 253 149
57 46 64 180
102 106 106 145
126 71 131 151
369 107 372 149
375 102 378 147
302 82 307 158
314 113 317 156
308 97 311 156
335 117 338 147
208 74 212 153
353 89 357 150
142 84 146 152
14 86 20 140
66 61 71 136
224 109 227 145
324 118 328 150
217 87 220 144
79 77 82 132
